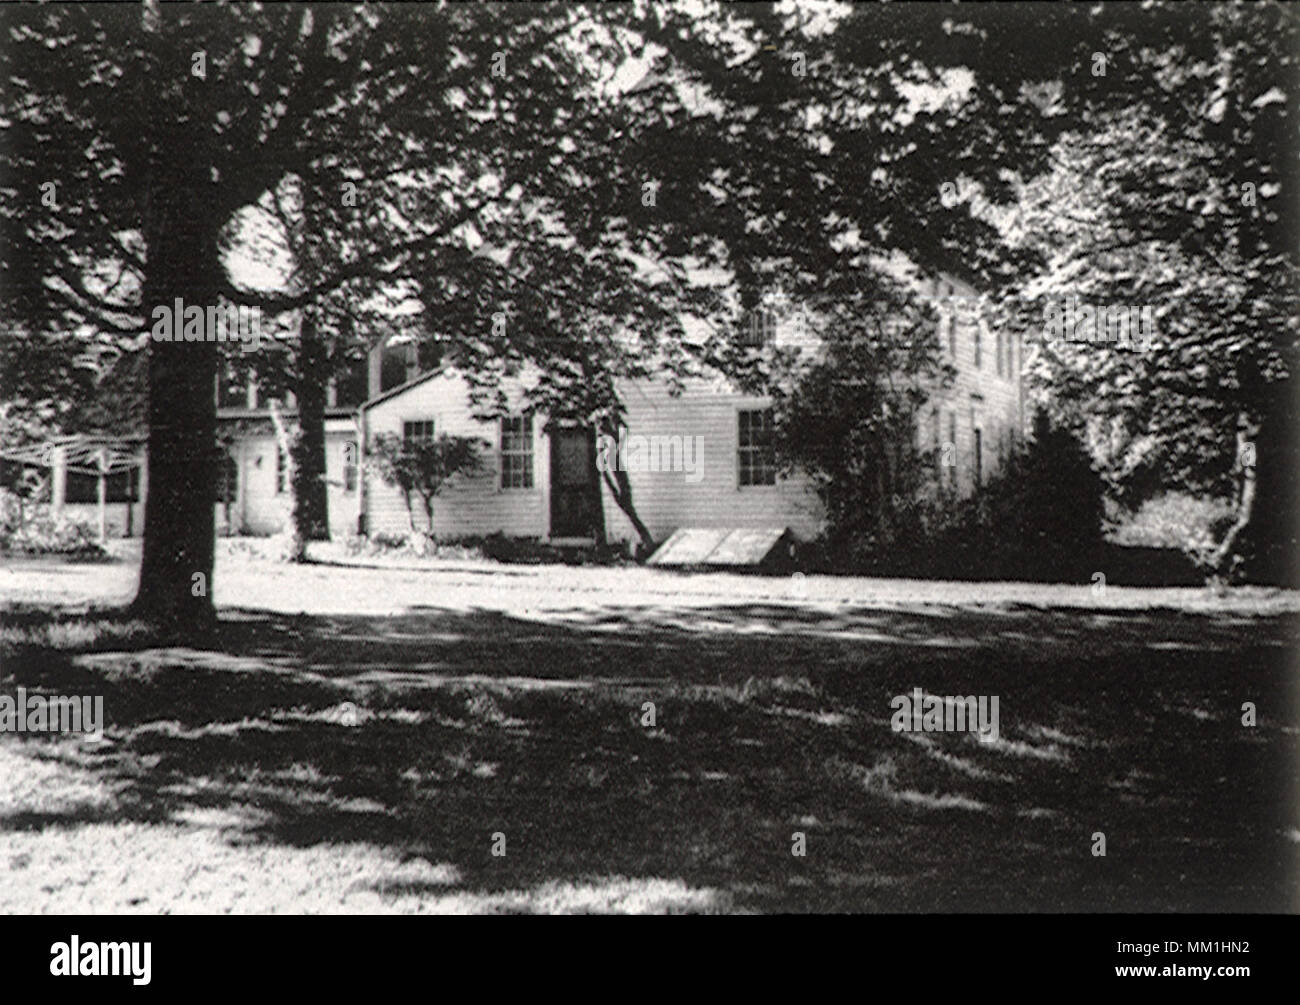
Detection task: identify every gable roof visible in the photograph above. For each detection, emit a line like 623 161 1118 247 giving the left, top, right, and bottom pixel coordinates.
358 365 451 412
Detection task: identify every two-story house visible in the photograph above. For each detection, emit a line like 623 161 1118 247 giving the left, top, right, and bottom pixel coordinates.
209 270 1023 548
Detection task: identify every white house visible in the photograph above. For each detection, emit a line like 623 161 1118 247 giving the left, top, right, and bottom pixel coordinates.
206 270 1024 548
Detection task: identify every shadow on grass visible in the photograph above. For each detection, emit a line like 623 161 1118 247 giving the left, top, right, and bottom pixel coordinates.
1 598 1296 912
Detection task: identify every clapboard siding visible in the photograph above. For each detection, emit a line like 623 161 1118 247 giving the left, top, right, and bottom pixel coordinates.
601 377 824 544
218 271 1023 546
360 368 822 544
219 421 360 537
923 274 1025 493
362 370 550 539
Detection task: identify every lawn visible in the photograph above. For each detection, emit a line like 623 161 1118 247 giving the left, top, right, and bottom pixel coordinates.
1 542 1297 913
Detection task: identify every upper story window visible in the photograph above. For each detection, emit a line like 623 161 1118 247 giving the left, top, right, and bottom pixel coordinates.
743 307 778 349
381 343 416 392
403 419 435 443
216 366 252 409
973 319 983 369
500 414 534 489
738 407 776 486
946 294 959 358
333 356 369 408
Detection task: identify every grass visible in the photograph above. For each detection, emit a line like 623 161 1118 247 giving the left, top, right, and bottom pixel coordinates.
1 544 1297 913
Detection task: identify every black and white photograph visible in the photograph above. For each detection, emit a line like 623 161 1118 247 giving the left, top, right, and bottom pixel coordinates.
0 0 1296 981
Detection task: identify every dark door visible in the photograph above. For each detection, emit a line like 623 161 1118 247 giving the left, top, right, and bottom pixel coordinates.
550 427 597 538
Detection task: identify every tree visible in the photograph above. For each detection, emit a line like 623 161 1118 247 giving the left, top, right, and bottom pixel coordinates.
767 280 952 561
368 433 483 545
3 4 696 628
13 0 1275 635
1003 3 1299 580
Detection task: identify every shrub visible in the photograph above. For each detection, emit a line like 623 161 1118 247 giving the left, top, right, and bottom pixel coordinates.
807 412 1108 582
0 515 108 559
1108 492 1237 556
949 411 1107 580
368 432 485 540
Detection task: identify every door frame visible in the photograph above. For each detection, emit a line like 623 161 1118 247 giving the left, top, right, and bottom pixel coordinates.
548 424 600 541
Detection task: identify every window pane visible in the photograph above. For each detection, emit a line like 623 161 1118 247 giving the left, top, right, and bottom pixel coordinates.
500 414 533 489
403 420 434 442
738 408 776 486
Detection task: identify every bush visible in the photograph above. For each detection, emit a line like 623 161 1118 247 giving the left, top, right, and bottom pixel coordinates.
946 413 1107 580
812 413 1108 582
343 530 631 565
367 432 485 540
1108 492 1237 557
0 515 108 559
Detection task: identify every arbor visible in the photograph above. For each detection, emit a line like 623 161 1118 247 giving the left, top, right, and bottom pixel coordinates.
2 3 720 627
8 0 1282 630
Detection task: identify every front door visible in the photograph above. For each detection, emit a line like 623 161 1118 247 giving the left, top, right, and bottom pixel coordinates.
549 427 597 538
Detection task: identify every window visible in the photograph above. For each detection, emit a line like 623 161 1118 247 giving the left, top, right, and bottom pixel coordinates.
942 284 956 357
743 307 778 348
738 408 776 486
995 331 1003 377
334 357 369 408
500 414 534 489
66 467 140 504
974 428 983 487
403 419 435 443
216 367 251 409
973 320 982 369
275 446 289 494
947 411 957 485
1007 333 1015 377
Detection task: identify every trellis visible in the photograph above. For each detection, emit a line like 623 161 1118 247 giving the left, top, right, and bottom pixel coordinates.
0 434 145 541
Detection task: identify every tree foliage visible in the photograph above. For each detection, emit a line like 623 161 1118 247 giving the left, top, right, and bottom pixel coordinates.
368 432 484 541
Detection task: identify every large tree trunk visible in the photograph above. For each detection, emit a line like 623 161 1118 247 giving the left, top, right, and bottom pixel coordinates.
291 307 330 549
130 168 219 633
1237 386 1300 585
268 400 302 560
1210 413 1257 578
